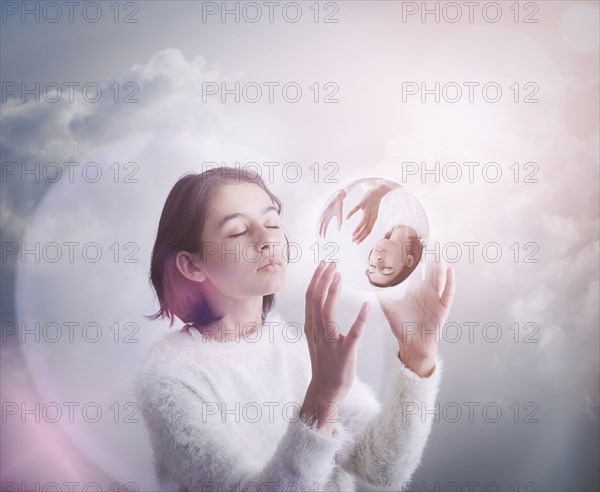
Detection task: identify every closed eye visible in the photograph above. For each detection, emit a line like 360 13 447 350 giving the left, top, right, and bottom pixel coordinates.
231 225 280 238
368 265 394 275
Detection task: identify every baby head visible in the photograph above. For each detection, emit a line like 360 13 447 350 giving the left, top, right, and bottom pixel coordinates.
365 225 424 288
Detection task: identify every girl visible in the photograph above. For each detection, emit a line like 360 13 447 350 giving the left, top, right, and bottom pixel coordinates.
135 166 455 491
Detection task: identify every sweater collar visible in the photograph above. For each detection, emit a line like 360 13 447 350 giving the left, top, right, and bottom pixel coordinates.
177 310 285 353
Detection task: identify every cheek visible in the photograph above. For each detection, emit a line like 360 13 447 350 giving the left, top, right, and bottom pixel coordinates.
206 261 256 295
275 231 288 250
385 250 401 265
202 262 230 284
240 246 262 266
204 251 253 279
264 233 288 262
215 240 262 267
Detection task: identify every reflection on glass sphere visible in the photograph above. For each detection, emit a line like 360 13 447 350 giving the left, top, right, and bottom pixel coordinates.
316 177 429 294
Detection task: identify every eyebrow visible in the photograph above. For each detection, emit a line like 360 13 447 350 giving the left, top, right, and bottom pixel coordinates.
217 206 279 229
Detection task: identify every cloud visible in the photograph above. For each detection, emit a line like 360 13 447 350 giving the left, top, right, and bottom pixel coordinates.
0 48 244 488
370 33 600 422
0 48 392 487
1 34 598 490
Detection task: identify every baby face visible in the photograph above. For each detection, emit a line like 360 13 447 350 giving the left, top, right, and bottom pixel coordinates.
366 226 418 287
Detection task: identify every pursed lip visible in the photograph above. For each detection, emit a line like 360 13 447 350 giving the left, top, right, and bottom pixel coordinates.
257 260 281 270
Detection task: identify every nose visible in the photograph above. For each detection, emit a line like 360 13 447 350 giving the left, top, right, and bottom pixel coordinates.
257 225 279 252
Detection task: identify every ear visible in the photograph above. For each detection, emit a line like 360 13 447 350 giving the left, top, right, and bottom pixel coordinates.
406 254 415 268
175 251 207 283
283 233 290 263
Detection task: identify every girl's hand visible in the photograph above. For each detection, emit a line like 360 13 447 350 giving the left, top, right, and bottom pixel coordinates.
376 258 456 377
319 189 346 239
346 183 392 245
304 261 371 403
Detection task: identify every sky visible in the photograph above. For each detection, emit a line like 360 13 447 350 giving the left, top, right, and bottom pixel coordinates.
1 1 599 491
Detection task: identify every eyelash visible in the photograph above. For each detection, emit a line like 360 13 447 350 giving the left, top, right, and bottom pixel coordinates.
231 226 280 238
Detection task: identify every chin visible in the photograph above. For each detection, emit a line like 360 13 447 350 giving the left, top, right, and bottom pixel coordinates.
269 275 287 293
269 278 286 293
254 272 283 290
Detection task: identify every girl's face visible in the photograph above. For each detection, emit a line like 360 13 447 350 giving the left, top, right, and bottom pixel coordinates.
197 182 288 297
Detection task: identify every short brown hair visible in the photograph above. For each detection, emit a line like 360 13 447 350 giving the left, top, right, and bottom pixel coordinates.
145 166 286 327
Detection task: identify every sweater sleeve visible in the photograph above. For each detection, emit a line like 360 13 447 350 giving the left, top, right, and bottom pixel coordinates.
134 364 352 492
336 355 444 489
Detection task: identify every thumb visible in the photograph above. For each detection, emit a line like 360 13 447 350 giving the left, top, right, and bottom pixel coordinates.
346 204 360 220
345 302 370 348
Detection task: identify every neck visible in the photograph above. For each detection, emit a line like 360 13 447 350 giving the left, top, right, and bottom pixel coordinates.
199 289 265 341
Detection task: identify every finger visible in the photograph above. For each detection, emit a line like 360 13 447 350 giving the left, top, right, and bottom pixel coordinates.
305 260 327 325
311 261 337 327
428 258 445 296
352 222 366 241
424 257 437 291
406 264 422 294
440 266 456 310
362 218 375 238
356 224 371 244
352 216 368 241
355 234 366 245
320 216 332 239
318 212 325 237
344 302 370 350
352 227 362 243
305 261 328 348
355 225 371 244
336 209 343 231
354 229 369 245
312 264 338 341
318 209 330 238
353 214 367 233
322 271 342 323
346 204 360 220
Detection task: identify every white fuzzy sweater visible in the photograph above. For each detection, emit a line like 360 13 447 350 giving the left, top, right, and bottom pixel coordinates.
134 309 443 492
